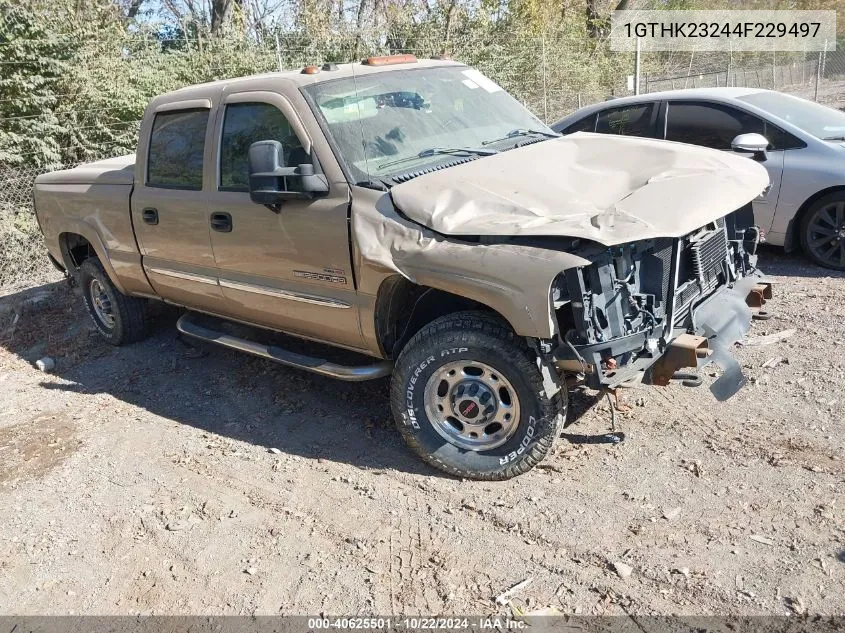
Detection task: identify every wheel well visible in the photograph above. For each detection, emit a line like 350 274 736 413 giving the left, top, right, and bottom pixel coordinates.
375 277 504 359
59 233 96 270
788 186 845 251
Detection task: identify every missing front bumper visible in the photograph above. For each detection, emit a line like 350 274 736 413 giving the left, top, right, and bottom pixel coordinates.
556 272 775 400
647 273 775 400
648 333 711 387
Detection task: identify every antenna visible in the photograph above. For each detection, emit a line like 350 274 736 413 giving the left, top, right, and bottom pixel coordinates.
350 61 371 183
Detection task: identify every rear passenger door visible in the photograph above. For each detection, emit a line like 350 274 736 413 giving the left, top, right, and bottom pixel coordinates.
131 100 227 314
664 101 784 233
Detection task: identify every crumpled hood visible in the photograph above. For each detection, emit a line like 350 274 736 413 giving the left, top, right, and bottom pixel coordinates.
390 132 769 246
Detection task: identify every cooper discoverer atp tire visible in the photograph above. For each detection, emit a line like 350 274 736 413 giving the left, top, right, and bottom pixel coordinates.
79 258 149 345
390 311 564 480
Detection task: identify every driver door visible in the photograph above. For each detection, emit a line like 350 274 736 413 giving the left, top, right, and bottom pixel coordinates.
206 91 363 349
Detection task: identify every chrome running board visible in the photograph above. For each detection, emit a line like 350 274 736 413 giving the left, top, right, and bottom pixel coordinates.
176 312 393 382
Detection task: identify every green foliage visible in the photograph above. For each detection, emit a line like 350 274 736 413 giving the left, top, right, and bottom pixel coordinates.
0 0 634 170
6 0 830 170
0 0 67 167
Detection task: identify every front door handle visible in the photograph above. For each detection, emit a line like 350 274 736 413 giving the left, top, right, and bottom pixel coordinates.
210 212 232 233
141 207 158 225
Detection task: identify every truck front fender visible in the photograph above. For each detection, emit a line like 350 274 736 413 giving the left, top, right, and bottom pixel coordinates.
354 193 590 339
390 242 586 339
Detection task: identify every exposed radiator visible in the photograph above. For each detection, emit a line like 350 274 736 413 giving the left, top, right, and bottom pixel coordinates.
689 226 728 286
672 225 729 326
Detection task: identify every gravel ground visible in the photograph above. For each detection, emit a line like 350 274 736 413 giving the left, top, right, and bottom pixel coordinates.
0 246 843 617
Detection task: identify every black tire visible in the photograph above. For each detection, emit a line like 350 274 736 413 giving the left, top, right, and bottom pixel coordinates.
799 191 845 271
390 311 565 480
79 258 149 345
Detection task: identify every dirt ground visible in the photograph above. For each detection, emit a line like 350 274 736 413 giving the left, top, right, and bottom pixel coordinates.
0 246 842 617
787 78 845 110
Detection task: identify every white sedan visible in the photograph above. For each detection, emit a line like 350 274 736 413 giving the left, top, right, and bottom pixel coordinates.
553 88 845 270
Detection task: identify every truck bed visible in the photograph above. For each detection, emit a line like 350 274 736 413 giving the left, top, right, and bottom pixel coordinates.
33 153 152 297
35 154 136 186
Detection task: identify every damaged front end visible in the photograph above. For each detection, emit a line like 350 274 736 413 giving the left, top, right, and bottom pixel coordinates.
551 204 773 400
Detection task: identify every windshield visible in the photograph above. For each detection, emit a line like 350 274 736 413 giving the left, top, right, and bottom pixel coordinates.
738 91 845 140
303 66 551 182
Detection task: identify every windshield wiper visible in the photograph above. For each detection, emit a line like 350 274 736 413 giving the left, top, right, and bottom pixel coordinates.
355 179 390 191
822 136 845 141
482 128 560 146
377 146 497 170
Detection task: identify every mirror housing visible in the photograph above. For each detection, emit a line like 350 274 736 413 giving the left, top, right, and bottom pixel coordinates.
247 140 328 206
731 133 769 161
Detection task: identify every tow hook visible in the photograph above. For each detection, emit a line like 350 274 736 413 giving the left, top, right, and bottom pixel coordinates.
745 282 773 320
648 333 712 387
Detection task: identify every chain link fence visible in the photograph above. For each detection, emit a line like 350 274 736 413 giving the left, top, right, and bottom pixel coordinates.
0 166 62 291
1 37 843 291
644 47 845 108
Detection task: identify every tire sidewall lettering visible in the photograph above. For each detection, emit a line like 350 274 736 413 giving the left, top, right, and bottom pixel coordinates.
404 354 435 429
499 415 537 465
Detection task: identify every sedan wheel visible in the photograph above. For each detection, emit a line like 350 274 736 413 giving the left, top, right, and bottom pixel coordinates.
801 194 845 271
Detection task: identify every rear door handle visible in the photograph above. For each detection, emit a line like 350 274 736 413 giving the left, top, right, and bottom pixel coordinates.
141 207 158 225
210 212 232 233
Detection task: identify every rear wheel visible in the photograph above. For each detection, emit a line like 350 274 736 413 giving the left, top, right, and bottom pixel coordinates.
800 192 845 270
79 258 149 345
390 311 565 480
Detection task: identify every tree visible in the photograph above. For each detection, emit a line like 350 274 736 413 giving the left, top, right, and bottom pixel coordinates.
211 0 245 35
0 0 66 167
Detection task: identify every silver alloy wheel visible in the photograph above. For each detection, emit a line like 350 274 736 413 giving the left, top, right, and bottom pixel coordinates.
423 360 520 451
89 278 115 328
807 200 845 268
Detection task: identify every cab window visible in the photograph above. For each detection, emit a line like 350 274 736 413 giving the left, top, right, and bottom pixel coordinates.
147 108 209 189
596 103 655 137
219 102 306 192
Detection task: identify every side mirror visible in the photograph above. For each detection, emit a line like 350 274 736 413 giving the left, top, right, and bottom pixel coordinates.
247 140 328 207
731 133 769 161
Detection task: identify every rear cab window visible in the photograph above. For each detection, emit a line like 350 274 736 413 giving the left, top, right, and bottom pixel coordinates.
147 109 209 189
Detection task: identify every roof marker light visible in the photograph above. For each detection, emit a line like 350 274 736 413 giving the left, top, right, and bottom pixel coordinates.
362 54 417 66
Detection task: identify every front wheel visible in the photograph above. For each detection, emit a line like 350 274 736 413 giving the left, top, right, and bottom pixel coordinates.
799 192 845 270
390 311 565 480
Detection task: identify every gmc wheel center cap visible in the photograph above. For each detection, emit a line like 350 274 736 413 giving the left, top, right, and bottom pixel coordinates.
458 400 480 419
451 380 497 424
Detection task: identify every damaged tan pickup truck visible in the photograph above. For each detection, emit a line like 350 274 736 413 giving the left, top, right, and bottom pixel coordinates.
34 56 775 479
